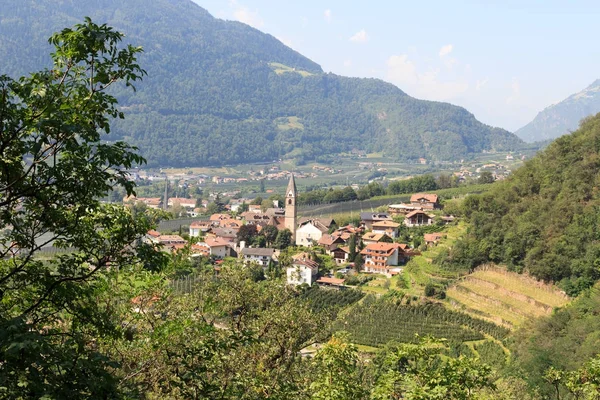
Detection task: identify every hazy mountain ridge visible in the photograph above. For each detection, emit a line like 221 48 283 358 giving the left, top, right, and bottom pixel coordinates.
1 0 523 166
516 79 600 143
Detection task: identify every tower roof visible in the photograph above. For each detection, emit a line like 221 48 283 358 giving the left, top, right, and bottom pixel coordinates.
286 173 297 196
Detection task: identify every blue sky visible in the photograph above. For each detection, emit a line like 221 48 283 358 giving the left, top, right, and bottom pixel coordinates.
193 0 600 131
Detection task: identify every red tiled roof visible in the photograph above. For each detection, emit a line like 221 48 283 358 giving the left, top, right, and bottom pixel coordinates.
410 193 438 203
405 210 434 219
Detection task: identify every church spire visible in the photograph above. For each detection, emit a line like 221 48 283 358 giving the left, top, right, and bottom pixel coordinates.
286 173 297 197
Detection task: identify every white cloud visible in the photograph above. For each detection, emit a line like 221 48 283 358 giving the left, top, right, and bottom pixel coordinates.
324 9 332 23
506 78 521 104
439 44 457 68
439 44 453 57
349 29 369 43
230 0 264 28
476 78 489 91
386 54 468 101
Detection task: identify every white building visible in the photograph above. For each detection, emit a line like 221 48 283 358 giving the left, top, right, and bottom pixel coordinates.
295 219 329 247
286 252 319 286
240 247 277 267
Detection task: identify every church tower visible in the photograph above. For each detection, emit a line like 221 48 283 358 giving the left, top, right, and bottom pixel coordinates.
285 173 297 240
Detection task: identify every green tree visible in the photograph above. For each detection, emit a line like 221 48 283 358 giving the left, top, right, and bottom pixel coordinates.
310 334 366 400
262 224 279 246
0 18 163 398
275 229 293 249
478 171 495 184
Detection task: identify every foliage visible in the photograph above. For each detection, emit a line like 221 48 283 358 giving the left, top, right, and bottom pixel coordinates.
371 337 496 399
509 285 600 398
274 228 293 249
0 18 163 398
445 114 600 294
310 334 367 400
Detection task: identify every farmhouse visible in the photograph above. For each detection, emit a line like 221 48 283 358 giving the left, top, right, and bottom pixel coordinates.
409 193 440 210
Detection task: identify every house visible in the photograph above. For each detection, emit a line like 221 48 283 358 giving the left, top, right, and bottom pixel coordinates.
124 196 162 209
248 204 262 213
145 230 161 244
318 234 346 253
204 237 233 258
218 219 243 231
189 220 212 237
168 198 197 209
158 235 186 245
360 212 392 230
240 247 277 267
207 227 238 243
360 243 408 276
387 203 422 216
210 213 230 222
332 246 350 265
286 252 319 286
362 232 392 245
371 220 401 238
424 233 445 246
404 210 434 227
295 219 331 247
409 193 440 210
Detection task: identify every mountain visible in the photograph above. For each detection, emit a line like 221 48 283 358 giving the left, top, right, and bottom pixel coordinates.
515 79 600 143
0 0 523 167
447 113 600 296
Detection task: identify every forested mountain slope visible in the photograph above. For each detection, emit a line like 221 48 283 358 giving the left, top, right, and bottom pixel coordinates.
516 79 600 143
446 113 600 295
0 0 522 166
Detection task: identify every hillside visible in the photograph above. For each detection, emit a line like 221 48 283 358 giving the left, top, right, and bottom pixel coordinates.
444 112 600 295
516 79 600 143
0 0 522 167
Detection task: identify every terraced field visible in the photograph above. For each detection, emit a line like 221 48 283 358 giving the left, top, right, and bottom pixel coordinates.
446 266 570 328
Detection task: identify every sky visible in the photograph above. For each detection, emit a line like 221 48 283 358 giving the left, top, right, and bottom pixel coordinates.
192 0 600 132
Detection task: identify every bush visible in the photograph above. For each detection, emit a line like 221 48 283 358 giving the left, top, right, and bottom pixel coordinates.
424 283 436 297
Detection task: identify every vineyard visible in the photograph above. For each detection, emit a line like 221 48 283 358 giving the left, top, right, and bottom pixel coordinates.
333 300 509 348
301 286 364 313
446 265 570 328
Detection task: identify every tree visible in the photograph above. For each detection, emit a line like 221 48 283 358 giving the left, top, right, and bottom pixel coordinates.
354 253 364 272
236 224 258 245
478 171 495 184
348 234 357 260
275 229 293 249
262 225 279 246
0 18 164 397
310 334 366 400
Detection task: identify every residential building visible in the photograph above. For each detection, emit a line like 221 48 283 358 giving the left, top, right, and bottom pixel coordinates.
409 193 440 210
362 232 392 245
189 220 212 237
240 247 277 267
371 220 401 238
286 252 319 286
204 237 232 258
360 242 407 276
360 212 392 230
424 233 445 246
295 219 330 247
404 210 435 227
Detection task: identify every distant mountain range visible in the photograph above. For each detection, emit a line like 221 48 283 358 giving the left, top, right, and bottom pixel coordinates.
516 79 600 143
0 0 523 167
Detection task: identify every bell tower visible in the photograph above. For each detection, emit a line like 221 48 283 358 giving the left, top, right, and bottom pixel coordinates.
285 174 297 240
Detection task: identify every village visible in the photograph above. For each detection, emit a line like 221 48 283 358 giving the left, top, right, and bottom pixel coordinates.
129 174 456 289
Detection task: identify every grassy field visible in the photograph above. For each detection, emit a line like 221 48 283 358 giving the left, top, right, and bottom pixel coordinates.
268 62 314 77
